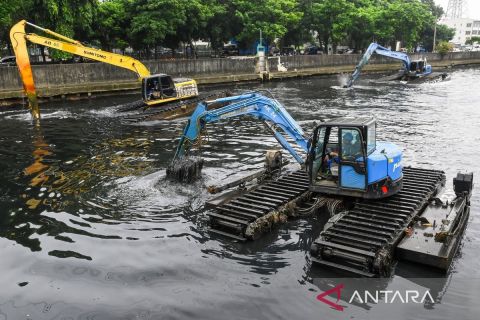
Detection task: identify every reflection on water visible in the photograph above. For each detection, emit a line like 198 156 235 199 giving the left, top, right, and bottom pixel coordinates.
0 68 479 319
23 136 155 210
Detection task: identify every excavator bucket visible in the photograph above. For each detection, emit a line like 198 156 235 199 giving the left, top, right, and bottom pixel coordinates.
166 156 204 183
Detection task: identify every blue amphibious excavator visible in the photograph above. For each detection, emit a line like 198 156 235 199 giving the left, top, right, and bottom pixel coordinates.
169 92 402 200
168 92 473 277
345 43 445 88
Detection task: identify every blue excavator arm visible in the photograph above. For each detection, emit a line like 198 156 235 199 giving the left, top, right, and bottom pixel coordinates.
346 43 411 87
173 92 309 164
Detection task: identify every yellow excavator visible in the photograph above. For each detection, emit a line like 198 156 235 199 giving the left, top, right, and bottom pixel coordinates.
10 20 199 119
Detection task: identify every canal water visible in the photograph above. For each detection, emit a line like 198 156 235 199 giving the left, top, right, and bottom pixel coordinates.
0 68 479 319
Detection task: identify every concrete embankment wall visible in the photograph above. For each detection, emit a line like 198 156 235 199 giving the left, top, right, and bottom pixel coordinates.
1 51 479 104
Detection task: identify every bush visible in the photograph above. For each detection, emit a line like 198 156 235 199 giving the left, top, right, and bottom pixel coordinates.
436 41 454 56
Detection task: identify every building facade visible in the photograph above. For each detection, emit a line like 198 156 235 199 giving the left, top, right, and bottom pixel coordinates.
440 18 480 45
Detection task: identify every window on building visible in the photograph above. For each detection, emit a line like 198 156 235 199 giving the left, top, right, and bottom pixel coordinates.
466 31 471 35
473 30 478 35
467 23 472 27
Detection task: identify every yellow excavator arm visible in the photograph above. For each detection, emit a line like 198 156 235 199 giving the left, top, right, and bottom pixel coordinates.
9 20 198 119
10 20 151 119
13 21 151 77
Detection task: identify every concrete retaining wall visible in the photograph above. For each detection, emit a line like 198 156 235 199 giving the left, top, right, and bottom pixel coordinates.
267 51 480 70
1 51 479 102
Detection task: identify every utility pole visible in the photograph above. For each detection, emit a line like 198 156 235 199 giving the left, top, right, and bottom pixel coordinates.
433 18 438 52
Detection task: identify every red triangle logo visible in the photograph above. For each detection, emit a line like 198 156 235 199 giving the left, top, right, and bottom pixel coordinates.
316 284 345 311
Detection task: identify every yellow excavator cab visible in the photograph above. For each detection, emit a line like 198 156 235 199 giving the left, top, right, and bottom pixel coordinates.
142 75 198 106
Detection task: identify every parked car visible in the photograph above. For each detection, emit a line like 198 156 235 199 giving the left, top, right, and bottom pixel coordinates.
222 44 239 57
0 56 16 66
337 48 354 54
304 46 321 55
280 47 295 56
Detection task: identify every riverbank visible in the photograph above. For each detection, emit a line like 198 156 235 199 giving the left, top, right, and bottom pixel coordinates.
1 51 479 106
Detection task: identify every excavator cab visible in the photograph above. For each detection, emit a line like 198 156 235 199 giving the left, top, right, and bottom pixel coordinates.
308 117 403 199
409 60 424 73
142 74 177 102
409 59 432 76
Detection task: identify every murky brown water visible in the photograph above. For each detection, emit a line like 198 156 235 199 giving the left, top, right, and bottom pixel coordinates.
0 67 479 319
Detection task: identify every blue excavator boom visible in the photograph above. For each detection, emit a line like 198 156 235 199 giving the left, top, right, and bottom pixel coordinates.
345 43 431 87
172 92 309 165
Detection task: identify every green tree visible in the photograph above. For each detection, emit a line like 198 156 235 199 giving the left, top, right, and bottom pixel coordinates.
1 0 456 59
177 0 225 54
421 0 444 18
0 0 33 54
376 0 435 49
436 40 453 56
28 0 97 60
419 0 452 52
203 0 241 50
127 0 186 56
466 36 480 45
282 23 313 49
0 0 96 59
348 0 380 51
232 0 303 48
305 0 355 53
93 0 129 52
424 24 455 52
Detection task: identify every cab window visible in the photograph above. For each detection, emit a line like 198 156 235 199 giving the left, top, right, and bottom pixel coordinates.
160 76 175 97
367 123 376 154
311 127 326 177
340 128 362 160
313 127 326 160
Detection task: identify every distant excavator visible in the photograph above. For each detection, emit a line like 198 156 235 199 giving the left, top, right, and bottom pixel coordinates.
10 20 199 119
345 43 446 88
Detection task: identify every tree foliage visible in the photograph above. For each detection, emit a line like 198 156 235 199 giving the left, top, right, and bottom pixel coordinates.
232 0 303 46
0 0 96 58
93 0 129 51
300 0 441 53
0 0 457 58
424 24 455 52
0 0 33 52
304 0 355 52
436 40 453 56
466 36 480 45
